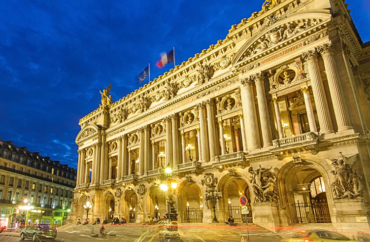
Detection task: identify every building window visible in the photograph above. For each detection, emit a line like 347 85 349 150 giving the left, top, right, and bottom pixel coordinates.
0 175 5 185
51 168 54 174
37 196 41 204
30 195 34 203
19 157 23 164
9 177 14 186
44 186 48 193
32 183 36 191
15 192 20 202
20 167 23 172
49 198 52 206
17 179 22 188
3 162 7 167
7 191 12 201
24 193 28 200
11 154 15 160
25 181 29 189
27 159 30 166
0 190 3 200
50 187 53 194
38 184 42 192
44 197 47 205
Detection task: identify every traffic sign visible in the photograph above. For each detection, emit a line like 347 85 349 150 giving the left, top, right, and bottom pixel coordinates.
241 206 249 215
240 196 248 206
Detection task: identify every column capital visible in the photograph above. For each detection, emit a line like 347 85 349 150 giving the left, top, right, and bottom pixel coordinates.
253 72 264 83
240 76 255 87
218 120 223 125
205 98 214 106
301 86 310 94
272 97 278 103
351 65 361 77
302 49 318 62
238 113 244 120
341 43 351 56
317 43 333 56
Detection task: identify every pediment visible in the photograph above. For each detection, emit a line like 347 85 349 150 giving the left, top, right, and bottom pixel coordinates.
76 124 100 143
232 12 331 66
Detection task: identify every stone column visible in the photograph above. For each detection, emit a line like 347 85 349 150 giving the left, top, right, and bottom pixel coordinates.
206 99 217 161
319 44 352 132
100 131 107 183
117 137 122 181
139 129 145 176
181 133 186 164
76 150 82 186
218 120 226 155
199 103 209 162
301 87 317 132
151 141 156 170
122 135 128 177
272 98 284 139
196 128 201 161
128 151 132 175
171 114 180 167
240 77 261 150
238 114 247 151
80 150 86 184
304 50 334 134
108 157 112 180
144 126 150 173
255 73 273 147
165 117 173 166
234 128 241 151
84 163 89 183
342 45 367 134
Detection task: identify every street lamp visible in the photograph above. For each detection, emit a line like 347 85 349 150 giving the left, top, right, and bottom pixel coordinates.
158 152 166 167
185 144 194 161
83 201 92 222
160 166 178 222
205 188 222 223
223 134 231 153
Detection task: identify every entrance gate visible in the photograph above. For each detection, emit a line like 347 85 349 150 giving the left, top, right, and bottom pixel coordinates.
228 205 253 223
294 199 331 223
186 208 203 223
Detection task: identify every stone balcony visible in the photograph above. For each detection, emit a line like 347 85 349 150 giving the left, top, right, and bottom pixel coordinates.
76 183 90 190
271 132 319 155
146 168 161 177
214 151 249 168
101 179 115 186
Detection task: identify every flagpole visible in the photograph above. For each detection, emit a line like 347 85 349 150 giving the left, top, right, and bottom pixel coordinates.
173 46 176 68
149 63 151 82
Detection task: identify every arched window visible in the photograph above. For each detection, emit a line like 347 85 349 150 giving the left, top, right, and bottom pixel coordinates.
310 177 326 198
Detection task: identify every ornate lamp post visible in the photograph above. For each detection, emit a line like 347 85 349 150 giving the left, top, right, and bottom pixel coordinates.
202 173 222 223
223 134 231 153
83 201 92 221
185 144 194 162
160 167 178 222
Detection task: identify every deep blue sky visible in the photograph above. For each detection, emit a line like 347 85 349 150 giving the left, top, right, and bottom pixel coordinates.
0 0 369 169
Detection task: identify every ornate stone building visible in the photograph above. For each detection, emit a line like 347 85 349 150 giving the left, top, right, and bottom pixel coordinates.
72 0 370 232
0 139 76 227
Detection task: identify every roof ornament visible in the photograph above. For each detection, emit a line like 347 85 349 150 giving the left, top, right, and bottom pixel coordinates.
99 83 113 108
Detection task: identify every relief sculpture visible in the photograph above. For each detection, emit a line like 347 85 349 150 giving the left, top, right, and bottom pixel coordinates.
248 166 278 203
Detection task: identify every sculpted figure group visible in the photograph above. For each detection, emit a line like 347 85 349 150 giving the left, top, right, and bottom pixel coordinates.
248 166 279 203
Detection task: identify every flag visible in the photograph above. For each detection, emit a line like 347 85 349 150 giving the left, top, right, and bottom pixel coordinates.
156 50 174 68
136 65 149 84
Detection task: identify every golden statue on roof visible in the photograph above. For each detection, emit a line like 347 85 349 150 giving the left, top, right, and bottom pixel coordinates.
100 83 113 107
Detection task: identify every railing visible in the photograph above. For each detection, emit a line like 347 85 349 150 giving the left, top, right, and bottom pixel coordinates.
215 151 245 162
272 132 318 148
177 161 201 170
77 183 90 189
101 179 115 186
0 199 12 204
147 169 161 176
122 174 138 181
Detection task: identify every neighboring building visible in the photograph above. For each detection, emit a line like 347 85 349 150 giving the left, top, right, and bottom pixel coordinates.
71 0 370 235
0 139 76 227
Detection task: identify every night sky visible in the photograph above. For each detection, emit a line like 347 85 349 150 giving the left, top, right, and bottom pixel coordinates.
1 0 369 169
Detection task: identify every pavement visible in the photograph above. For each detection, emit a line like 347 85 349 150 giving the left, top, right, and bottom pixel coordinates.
0 223 282 242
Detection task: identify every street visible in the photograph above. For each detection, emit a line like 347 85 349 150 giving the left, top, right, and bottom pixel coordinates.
0 224 282 242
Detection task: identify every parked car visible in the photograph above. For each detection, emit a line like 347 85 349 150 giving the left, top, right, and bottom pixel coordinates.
0 226 4 233
20 224 57 242
281 230 357 242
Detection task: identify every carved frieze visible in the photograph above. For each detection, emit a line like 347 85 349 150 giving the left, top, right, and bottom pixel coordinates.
77 128 97 141
196 64 215 85
248 166 278 203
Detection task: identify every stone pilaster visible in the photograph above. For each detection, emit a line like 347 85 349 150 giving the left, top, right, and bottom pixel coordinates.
218 120 226 155
238 114 247 151
171 114 180 167
303 50 334 134
240 77 261 150
76 150 82 186
151 141 156 169
255 72 273 147
301 87 317 132
139 128 145 176
199 103 209 162
108 157 112 180
196 128 201 161
144 126 150 172
206 99 217 161
319 43 352 132
122 134 128 177
272 98 284 139
117 137 122 180
165 117 173 166
128 150 132 175
100 131 107 183
181 133 186 164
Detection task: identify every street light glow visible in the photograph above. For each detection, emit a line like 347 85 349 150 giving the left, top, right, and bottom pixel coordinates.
165 167 172 174
171 182 177 189
160 184 168 191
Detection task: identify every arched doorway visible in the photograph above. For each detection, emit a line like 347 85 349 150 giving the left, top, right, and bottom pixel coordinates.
183 183 202 223
224 178 252 223
279 163 332 224
106 193 115 222
148 185 166 220
124 190 137 223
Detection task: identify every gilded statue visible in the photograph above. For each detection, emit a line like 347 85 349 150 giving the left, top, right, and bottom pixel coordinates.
100 83 113 107
262 0 280 9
